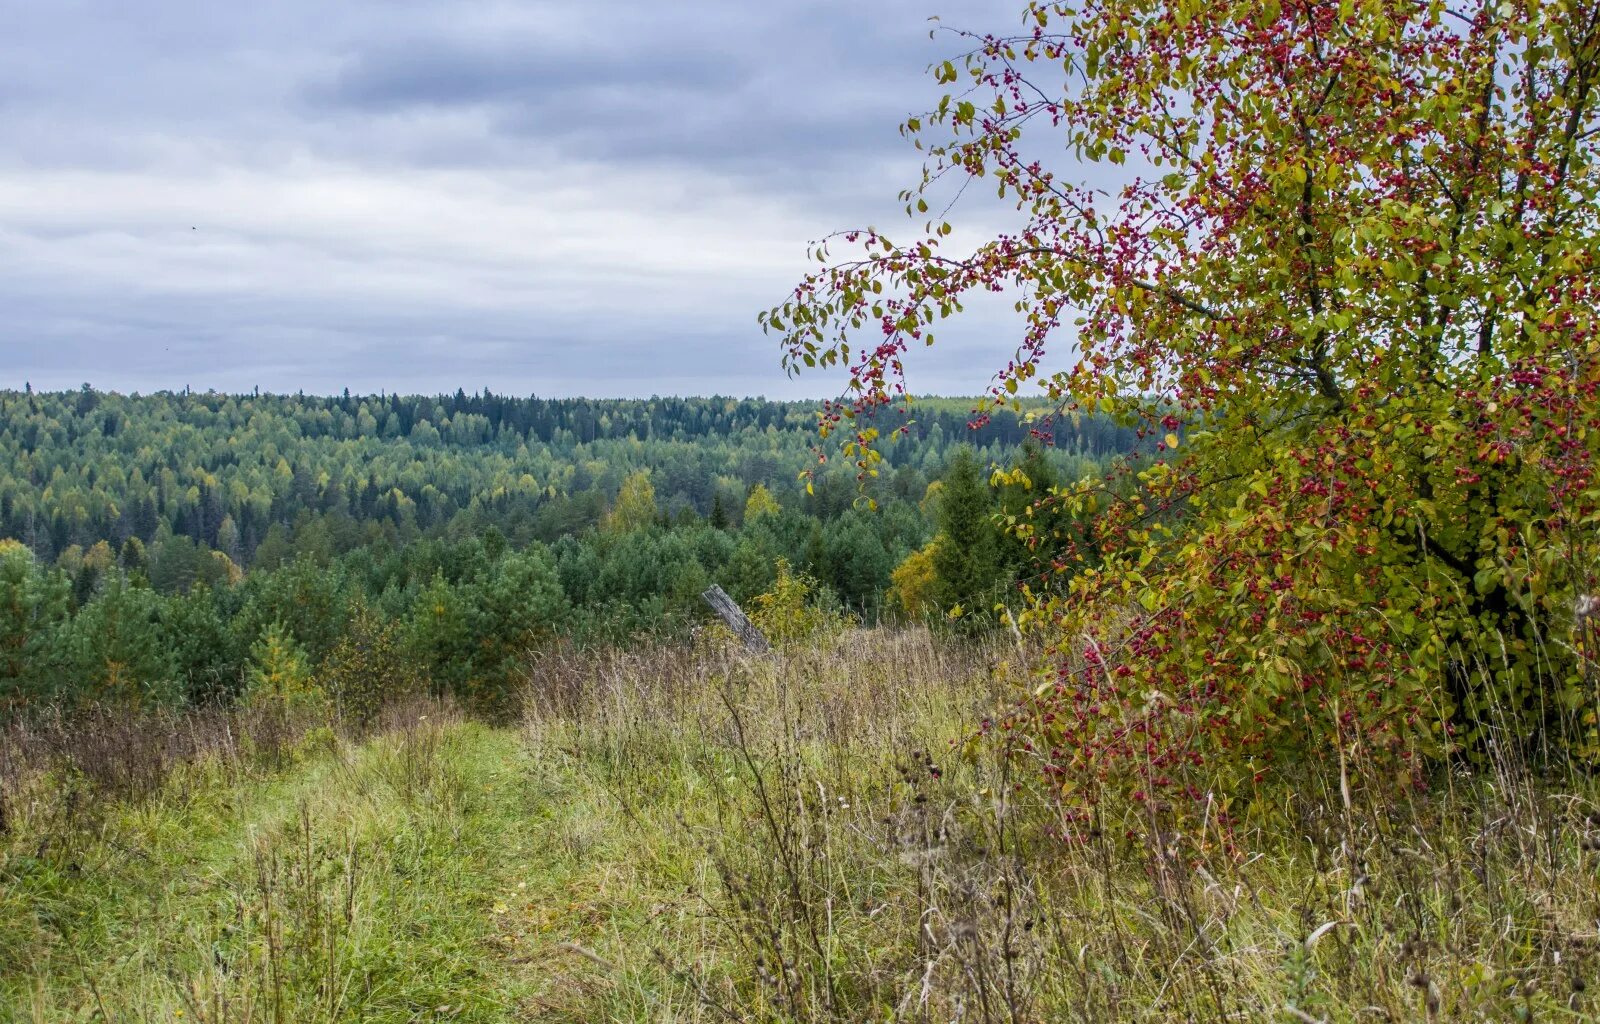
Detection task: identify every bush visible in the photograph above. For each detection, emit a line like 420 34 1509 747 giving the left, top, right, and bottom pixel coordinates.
764 0 1600 802
748 559 854 648
407 547 567 715
319 601 419 727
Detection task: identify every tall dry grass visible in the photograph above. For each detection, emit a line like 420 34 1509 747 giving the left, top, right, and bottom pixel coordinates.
522 627 1600 1023
3 625 1597 1022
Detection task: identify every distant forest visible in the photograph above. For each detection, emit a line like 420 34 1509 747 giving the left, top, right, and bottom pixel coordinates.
1 387 1133 562
0 387 1133 710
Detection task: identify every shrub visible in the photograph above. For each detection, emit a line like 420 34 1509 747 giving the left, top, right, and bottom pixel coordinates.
763 0 1600 802
319 601 419 727
749 559 855 648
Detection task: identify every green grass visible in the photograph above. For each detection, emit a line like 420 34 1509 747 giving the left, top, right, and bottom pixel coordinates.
2 713 556 1022
5 632 1600 1022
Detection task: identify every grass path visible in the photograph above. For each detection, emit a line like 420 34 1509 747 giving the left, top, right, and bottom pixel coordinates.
481 721 722 1022
0 717 697 1023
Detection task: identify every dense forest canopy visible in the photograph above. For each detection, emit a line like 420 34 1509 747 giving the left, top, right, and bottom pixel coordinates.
0 387 1130 564
0 386 1130 712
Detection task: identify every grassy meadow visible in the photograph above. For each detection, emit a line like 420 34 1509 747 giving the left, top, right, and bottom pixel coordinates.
2 630 1597 1023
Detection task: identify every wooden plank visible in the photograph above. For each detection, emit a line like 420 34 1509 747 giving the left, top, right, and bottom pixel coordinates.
701 584 770 652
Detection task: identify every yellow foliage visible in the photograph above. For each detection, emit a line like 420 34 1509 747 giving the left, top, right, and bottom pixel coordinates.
890 537 943 618
210 550 244 586
744 484 781 523
606 470 657 532
749 559 853 647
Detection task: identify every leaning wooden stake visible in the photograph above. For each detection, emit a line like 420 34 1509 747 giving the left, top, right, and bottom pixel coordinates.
701 584 770 653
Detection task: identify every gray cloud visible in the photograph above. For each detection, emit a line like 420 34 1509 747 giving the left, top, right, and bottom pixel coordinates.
302 2 952 180
314 37 739 110
0 0 1036 397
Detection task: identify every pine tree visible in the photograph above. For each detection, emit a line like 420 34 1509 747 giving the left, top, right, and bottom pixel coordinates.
243 621 322 711
407 571 472 697
996 440 1059 582
0 540 70 699
66 576 178 706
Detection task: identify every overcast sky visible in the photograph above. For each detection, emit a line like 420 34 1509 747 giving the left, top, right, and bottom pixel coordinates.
0 0 1034 397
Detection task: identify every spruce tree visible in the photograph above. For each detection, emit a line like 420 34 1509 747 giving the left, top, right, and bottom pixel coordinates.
930 447 999 622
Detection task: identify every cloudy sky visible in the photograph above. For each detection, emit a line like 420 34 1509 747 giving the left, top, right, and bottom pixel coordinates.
0 0 1034 397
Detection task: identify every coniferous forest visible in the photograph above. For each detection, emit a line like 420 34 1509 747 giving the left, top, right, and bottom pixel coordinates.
0 386 1127 712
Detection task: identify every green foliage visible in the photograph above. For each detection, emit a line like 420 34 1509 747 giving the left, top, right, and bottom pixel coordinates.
993 441 1069 584
930 448 1002 623
118 536 146 574
58 576 178 707
161 584 244 703
765 0 1600 792
148 533 235 594
0 540 69 704
319 600 418 726
407 571 474 698
0 389 1120 712
408 549 566 714
461 548 567 711
233 557 351 667
815 510 896 614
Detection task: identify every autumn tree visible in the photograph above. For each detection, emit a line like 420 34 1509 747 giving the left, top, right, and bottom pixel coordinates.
744 483 782 523
764 0 1600 793
607 470 658 533
890 538 943 618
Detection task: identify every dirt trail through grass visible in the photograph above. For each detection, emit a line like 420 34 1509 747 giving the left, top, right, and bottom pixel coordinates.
0 717 670 1023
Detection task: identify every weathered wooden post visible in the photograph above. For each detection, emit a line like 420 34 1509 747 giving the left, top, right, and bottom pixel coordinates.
701 584 770 653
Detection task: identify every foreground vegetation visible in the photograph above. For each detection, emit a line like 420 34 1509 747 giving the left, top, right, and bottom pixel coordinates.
4 632 1597 1022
